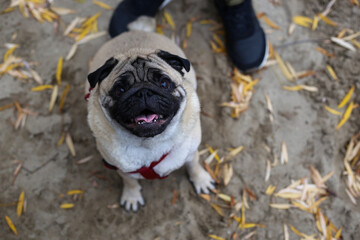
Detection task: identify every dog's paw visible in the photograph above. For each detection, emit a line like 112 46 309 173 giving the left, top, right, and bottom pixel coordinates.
189 168 216 194
120 186 145 212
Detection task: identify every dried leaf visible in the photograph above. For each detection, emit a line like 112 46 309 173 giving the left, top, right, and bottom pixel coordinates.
66 133 76 157
336 102 354 130
289 225 304 237
208 235 225 240
315 47 335 58
200 194 210 201
5 216 17 235
171 189 178 205
326 64 338 80
218 193 232 202
210 203 224 217
338 86 355 108
318 13 337 26
293 16 313 28
331 37 356 51
67 190 84 195
3 44 18 61
265 159 271 182
60 203 74 209
48 85 58 112
66 43 78 61
280 141 288 164
266 185 277 195
56 57 63 86
31 84 54 91
223 164 233 186
17 191 25 217
186 21 192 37
262 15 280 30
0 103 14 111
77 31 106 45
164 11 175 30
283 85 318 92
206 145 221 163
274 52 293 80
93 0 113 10
312 16 319 30
283 224 289 240
325 106 342 116
76 155 93 164
269 203 292 209
59 83 70 112
57 131 65 147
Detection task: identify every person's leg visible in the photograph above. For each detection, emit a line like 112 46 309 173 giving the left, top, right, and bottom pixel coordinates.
109 0 171 38
215 0 267 72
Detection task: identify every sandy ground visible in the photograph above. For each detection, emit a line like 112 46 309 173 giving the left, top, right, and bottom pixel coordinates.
1 0 360 239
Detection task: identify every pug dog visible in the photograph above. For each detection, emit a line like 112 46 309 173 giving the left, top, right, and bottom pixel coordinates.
86 19 214 211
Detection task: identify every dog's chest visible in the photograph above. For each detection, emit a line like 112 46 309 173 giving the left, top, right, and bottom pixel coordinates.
100 136 197 177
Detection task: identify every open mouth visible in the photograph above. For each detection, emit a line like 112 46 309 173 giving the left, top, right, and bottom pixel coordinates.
126 110 170 127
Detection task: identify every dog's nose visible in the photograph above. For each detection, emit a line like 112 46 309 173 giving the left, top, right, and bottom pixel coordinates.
136 89 153 98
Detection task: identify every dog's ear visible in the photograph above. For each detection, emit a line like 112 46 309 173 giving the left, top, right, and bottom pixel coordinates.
157 50 190 76
88 57 119 88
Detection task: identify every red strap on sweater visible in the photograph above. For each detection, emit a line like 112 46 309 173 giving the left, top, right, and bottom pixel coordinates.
102 153 169 180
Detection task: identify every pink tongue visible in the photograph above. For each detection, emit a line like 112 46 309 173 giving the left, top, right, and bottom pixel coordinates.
135 114 158 123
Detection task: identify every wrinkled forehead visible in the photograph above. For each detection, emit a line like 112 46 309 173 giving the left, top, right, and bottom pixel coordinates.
100 52 181 92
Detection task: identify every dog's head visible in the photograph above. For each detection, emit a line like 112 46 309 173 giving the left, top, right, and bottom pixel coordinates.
88 50 191 138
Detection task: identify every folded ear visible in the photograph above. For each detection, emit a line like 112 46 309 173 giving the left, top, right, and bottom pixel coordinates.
88 57 119 88
156 50 190 76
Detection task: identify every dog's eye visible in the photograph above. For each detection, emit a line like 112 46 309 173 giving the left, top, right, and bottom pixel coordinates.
160 77 171 89
115 87 125 95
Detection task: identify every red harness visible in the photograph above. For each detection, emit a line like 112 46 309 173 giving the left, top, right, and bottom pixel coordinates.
102 153 169 180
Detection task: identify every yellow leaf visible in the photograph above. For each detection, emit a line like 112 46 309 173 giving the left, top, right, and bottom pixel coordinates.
31 84 54 91
318 13 337 26
325 106 342 116
336 102 354 130
334 227 342 239
210 203 224 217
206 144 221 163
338 86 355 108
57 131 65 147
218 193 231 202
59 84 70 112
200 194 210 201
208 235 225 240
56 56 63 86
3 45 18 61
239 223 257 229
5 216 17 235
274 52 293 80
48 85 58 112
60 203 74 209
0 103 14 111
265 185 276 195
92 0 113 10
67 190 84 195
243 79 258 93
326 65 338 80
213 34 224 49
312 16 319 31
289 225 304 237
352 39 360 49
156 26 164 35
283 85 318 92
269 203 292 209
17 191 25 217
262 15 280 30
66 133 76 157
293 16 313 28
83 12 101 27
164 11 175 30
186 21 192 37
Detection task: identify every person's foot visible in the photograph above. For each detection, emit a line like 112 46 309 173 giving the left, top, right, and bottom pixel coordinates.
214 0 268 72
109 0 168 38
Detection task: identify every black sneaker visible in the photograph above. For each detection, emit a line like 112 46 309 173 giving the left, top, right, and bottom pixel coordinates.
214 0 268 72
109 0 169 38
